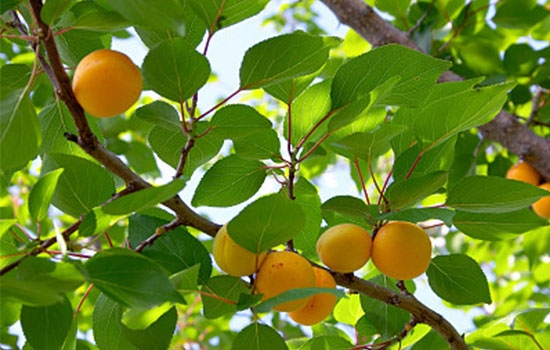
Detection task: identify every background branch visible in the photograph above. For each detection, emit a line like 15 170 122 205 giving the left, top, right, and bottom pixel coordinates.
318 0 550 181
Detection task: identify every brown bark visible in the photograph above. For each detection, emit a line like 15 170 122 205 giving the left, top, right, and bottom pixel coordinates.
319 0 550 181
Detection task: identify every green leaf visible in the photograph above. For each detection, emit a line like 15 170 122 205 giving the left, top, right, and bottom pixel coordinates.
446 176 549 213
376 0 411 21
79 207 125 237
293 178 323 260
493 0 550 29
28 169 64 222
255 287 344 313
232 323 289 350
135 101 181 130
210 104 280 159
84 248 184 308
333 294 364 326
330 44 451 108
121 302 174 330
300 336 354 350
321 196 375 228
63 1 130 31
142 38 210 102
128 214 212 284
427 254 492 305
54 29 109 68
453 209 548 241
0 221 19 270
201 275 250 319
410 330 450 350
103 179 185 215
93 293 177 350
41 0 75 25
189 0 270 32
0 258 85 306
240 31 332 89
41 153 115 218
192 155 266 207
380 208 455 227
386 171 448 210
170 264 201 293
0 64 41 173
21 296 73 350
228 193 306 252
264 69 319 102
107 0 186 32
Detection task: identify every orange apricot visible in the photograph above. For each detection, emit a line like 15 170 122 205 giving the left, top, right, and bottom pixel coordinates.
371 221 432 280
212 224 266 277
72 49 142 117
254 251 315 312
533 183 550 219
288 267 337 326
506 162 541 186
316 223 372 273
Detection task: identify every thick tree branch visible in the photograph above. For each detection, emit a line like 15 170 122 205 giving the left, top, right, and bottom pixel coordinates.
28 0 219 237
319 0 550 181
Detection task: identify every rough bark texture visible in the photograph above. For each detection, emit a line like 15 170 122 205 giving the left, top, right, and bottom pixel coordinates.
319 0 550 181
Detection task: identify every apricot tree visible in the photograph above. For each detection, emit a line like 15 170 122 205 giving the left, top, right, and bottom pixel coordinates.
1 0 549 349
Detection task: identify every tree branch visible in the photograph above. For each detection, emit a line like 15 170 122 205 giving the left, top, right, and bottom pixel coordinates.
318 0 550 181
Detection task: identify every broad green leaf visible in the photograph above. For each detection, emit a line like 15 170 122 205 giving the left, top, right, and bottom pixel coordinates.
453 209 548 241
107 0 186 32
189 0 270 32
386 171 448 210
264 69 320 102
28 169 64 221
515 308 550 334
41 153 115 218
0 257 85 306
63 1 129 31
142 38 210 102
0 0 23 12
360 275 411 338
330 44 450 108
128 214 212 284
134 100 181 130
232 323 289 350
192 155 266 207
228 193 306 252
170 264 201 293
523 226 550 268
292 178 323 260
493 0 550 29
410 330 450 350
380 208 455 227
60 316 78 350
54 29 109 68
446 176 549 213
79 207 125 237
255 287 344 313
201 275 250 319
123 140 160 177
427 254 492 305
21 296 73 350
321 196 376 228
41 0 75 25
0 221 19 269
93 293 177 350
376 0 412 22
300 336 354 350
0 64 41 173
504 44 539 76
333 294 364 325
397 82 514 149
240 32 333 89
286 79 332 147
84 248 185 308
210 104 280 159
121 302 174 330
103 179 185 215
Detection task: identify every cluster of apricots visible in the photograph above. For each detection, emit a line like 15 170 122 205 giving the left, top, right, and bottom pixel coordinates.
213 221 432 326
72 49 142 118
506 161 550 219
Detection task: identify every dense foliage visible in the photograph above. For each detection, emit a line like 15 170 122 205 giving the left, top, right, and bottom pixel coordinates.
1 0 549 349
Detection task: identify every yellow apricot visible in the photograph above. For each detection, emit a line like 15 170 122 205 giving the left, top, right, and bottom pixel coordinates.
371 221 432 280
254 251 315 312
506 162 541 186
212 225 266 277
316 223 372 273
72 49 142 117
288 267 337 326
533 183 550 219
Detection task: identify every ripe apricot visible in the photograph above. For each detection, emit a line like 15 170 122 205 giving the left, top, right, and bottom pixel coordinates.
254 251 315 312
316 223 372 273
533 183 550 219
212 225 266 277
288 267 337 326
72 49 142 117
506 162 541 186
371 221 432 280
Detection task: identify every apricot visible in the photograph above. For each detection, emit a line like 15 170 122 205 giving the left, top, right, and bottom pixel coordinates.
288 267 337 326
254 251 315 312
533 183 550 219
212 225 266 277
316 223 372 273
506 162 541 186
371 221 432 280
72 49 142 117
